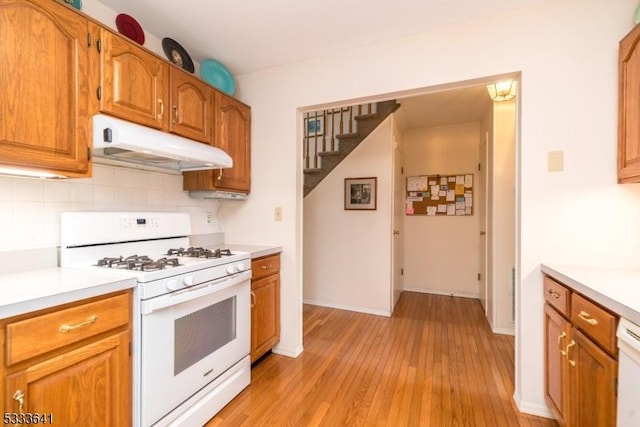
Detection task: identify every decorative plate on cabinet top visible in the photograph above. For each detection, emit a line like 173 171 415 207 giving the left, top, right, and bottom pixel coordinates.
115 14 145 45
200 59 236 96
63 0 82 10
162 38 195 73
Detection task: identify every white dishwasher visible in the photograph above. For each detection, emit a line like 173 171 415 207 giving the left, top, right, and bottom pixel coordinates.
617 317 640 427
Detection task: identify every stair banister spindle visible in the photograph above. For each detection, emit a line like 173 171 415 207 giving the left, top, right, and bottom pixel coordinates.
313 111 319 169
322 111 327 153
304 112 310 169
348 106 353 133
330 110 336 152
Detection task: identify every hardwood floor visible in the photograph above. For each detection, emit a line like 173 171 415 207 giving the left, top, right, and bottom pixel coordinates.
207 292 557 426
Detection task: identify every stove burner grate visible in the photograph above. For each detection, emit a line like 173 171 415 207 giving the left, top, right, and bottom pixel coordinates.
96 255 181 271
166 247 233 259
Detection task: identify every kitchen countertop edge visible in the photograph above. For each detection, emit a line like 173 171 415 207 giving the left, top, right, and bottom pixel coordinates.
0 267 137 320
540 263 640 326
224 244 282 259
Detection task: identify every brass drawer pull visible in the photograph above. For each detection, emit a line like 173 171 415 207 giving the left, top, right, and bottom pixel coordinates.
13 389 24 413
566 340 576 367
545 289 560 299
558 331 567 356
158 99 164 119
261 264 272 270
59 315 98 333
578 310 598 325
251 291 256 308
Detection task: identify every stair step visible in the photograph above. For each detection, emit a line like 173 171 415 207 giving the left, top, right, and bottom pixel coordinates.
355 113 379 121
304 168 322 174
318 151 340 157
336 132 358 140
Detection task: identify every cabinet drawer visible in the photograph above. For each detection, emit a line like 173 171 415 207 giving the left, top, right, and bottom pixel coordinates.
252 254 280 280
5 292 130 365
543 276 570 317
571 293 617 355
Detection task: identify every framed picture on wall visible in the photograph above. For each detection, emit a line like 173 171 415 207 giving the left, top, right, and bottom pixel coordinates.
306 116 324 137
344 177 377 210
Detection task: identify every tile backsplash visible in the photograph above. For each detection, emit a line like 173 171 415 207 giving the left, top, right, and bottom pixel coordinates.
0 164 223 251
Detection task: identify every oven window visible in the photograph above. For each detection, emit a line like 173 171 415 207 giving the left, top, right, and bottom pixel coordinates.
174 296 236 375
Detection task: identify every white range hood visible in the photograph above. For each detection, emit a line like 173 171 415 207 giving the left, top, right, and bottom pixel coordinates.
92 114 232 172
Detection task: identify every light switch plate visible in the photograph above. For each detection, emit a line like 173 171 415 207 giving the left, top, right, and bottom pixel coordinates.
274 206 283 221
548 151 564 172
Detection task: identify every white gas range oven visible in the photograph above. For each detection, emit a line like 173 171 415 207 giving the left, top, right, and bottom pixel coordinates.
60 212 251 427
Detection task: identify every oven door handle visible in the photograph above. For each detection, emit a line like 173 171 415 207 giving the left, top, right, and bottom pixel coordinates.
141 271 250 314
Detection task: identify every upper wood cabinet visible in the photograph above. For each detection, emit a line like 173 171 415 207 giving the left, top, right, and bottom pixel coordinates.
91 26 169 130
169 67 214 143
618 24 640 183
183 92 251 193
0 0 90 177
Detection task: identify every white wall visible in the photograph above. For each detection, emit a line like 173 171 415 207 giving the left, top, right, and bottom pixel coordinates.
226 0 640 417
403 123 480 297
491 100 517 334
303 118 393 316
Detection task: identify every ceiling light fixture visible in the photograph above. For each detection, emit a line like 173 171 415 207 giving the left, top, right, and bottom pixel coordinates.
487 80 517 102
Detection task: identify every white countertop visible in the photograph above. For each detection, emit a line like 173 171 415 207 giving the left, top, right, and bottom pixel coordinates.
0 267 137 319
223 244 282 259
541 263 640 326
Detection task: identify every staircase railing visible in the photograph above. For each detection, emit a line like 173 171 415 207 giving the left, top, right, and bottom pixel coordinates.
303 102 377 171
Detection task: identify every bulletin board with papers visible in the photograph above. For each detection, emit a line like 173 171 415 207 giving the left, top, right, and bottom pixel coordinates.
405 173 474 216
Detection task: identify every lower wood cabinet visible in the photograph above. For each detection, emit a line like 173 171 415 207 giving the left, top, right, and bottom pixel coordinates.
543 276 617 427
1 290 132 426
251 254 280 363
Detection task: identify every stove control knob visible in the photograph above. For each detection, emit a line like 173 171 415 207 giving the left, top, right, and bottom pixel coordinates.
166 279 181 291
236 262 248 272
183 276 194 287
226 265 238 274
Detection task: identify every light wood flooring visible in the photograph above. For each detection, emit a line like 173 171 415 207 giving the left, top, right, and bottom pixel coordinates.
207 292 557 426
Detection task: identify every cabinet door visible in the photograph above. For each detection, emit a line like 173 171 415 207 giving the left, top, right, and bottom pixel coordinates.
5 331 131 426
568 329 617 427
544 304 571 426
98 30 168 130
251 274 280 363
169 67 213 143
619 24 640 183
0 0 89 176
216 93 251 192
183 92 251 192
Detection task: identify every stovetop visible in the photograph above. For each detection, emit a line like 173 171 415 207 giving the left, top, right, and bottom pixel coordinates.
95 248 236 272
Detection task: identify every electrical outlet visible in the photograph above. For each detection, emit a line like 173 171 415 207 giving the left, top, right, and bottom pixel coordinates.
274 206 283 221
206 212 213 224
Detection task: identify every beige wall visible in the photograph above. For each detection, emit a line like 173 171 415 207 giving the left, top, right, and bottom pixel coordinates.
403 122 480 297
303 118 393 316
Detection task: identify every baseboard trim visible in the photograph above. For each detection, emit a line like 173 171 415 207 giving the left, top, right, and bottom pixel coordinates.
491 325 515 336
403 287 480 300
513 392 555 419
272 344 303 359
303 298 391 317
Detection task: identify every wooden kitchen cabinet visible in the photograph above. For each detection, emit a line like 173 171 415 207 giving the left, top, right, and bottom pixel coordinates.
618 24 640 183
0 0 90 177
89 25 221 145
169 67 214 143
183 93 251 193
91 26 169 130
543 276 618 427
250 254 280 363
1 290 132 426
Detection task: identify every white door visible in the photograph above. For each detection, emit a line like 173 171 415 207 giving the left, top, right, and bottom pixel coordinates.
391 132 404 311
478 131 488 311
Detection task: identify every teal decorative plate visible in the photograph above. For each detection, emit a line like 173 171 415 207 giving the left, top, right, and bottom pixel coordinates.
200 59 236 96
